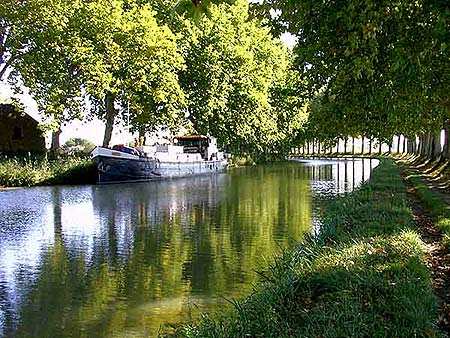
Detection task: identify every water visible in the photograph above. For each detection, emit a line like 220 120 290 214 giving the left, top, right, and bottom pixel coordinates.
0 159 378 337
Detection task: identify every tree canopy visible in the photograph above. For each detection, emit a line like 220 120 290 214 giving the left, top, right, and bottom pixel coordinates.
3 0 447 156
180 0 306 154
253 0 449 142
1 0 308 155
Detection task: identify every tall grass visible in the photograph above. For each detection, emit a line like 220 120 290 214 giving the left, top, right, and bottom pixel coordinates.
161 160 440 337
0 155 96 187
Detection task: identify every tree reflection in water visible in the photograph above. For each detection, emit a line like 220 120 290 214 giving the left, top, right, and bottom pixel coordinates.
0 159 377 337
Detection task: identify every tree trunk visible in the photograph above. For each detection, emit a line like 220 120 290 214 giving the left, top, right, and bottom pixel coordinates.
416 136 421 154
50 127 62 153
352 137 355 154
431 130 442 159
403 137 407 153
424 133 432 157
361 136 365 154
138 128 146 147
388 140 392 154
407 139 414 154
103 92 116 148
419 135 425 156
443 122 450 159
368 138 372 155
378 140 382 154
397 135 401 153
424 134 430 157
344 137 348 154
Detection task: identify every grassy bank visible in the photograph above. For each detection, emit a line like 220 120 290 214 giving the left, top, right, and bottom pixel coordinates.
0 155 96 187
162 160 440 337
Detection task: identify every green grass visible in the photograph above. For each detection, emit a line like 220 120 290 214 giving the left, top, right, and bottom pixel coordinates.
0 155 96 187
161 160 440 337
408 174 450 248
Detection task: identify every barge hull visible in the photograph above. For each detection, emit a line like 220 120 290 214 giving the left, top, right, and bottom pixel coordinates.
95 156 160 184
94 156 227 184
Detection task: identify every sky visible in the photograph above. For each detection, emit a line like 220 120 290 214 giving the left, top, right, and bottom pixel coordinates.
0 33 297 147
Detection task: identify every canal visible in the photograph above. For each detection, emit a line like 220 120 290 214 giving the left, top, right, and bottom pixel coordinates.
0 159 378 337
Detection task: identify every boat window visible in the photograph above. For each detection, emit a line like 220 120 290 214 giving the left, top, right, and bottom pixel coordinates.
177 137 208 158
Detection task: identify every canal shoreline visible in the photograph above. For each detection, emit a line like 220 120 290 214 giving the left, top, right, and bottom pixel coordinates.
0 156 96 188
0 154 367 189
0 154 254 189
162 159 444 337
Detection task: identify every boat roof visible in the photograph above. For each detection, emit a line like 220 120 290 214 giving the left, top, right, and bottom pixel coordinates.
175 135 208 140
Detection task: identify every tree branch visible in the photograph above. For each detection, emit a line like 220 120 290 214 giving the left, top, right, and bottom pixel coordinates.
0 52 22 81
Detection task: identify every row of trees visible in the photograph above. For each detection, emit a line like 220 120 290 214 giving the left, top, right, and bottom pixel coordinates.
1 0 448 158
254 0 449 159
292 135 445 159
0 0 307 155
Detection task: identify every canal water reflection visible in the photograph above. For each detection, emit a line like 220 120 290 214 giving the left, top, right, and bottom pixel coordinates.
0 159 378 337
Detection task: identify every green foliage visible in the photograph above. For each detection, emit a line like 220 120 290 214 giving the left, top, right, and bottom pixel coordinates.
2 0 187 140
0 156 96 187
2 0 84 130
75 0 186 131
2 0 309 152
253 0 449 142
162 161 440 337
180 0 307 154
62 138 96 155
174 0 235 22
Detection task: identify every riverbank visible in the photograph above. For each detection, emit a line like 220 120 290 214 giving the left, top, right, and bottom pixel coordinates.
397 155 450 247
162 160 441 337
395 155 450 333
0 156 96 188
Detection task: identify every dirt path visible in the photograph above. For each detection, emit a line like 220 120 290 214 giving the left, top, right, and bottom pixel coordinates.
400 157 450 202
405 184 450 335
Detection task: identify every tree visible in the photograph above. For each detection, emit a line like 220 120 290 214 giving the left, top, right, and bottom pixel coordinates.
2 0 85 152
0 0 29 81
2 0 187 149
62 138 96 154
269 67 308 156
70 0 186 147
180 0 305 156
254 0 449 149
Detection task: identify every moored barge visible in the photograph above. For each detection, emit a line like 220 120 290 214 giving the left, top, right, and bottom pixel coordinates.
91 135 228 183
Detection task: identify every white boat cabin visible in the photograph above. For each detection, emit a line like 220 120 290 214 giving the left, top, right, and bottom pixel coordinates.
138 135 225 163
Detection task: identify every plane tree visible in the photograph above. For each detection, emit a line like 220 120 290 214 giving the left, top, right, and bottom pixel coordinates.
253 0 449 156
179 0 306 156
2 0 85 152
71 0 186 147
2 0 186 148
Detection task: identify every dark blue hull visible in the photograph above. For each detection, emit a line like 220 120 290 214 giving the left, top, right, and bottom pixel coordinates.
95 156 160 184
